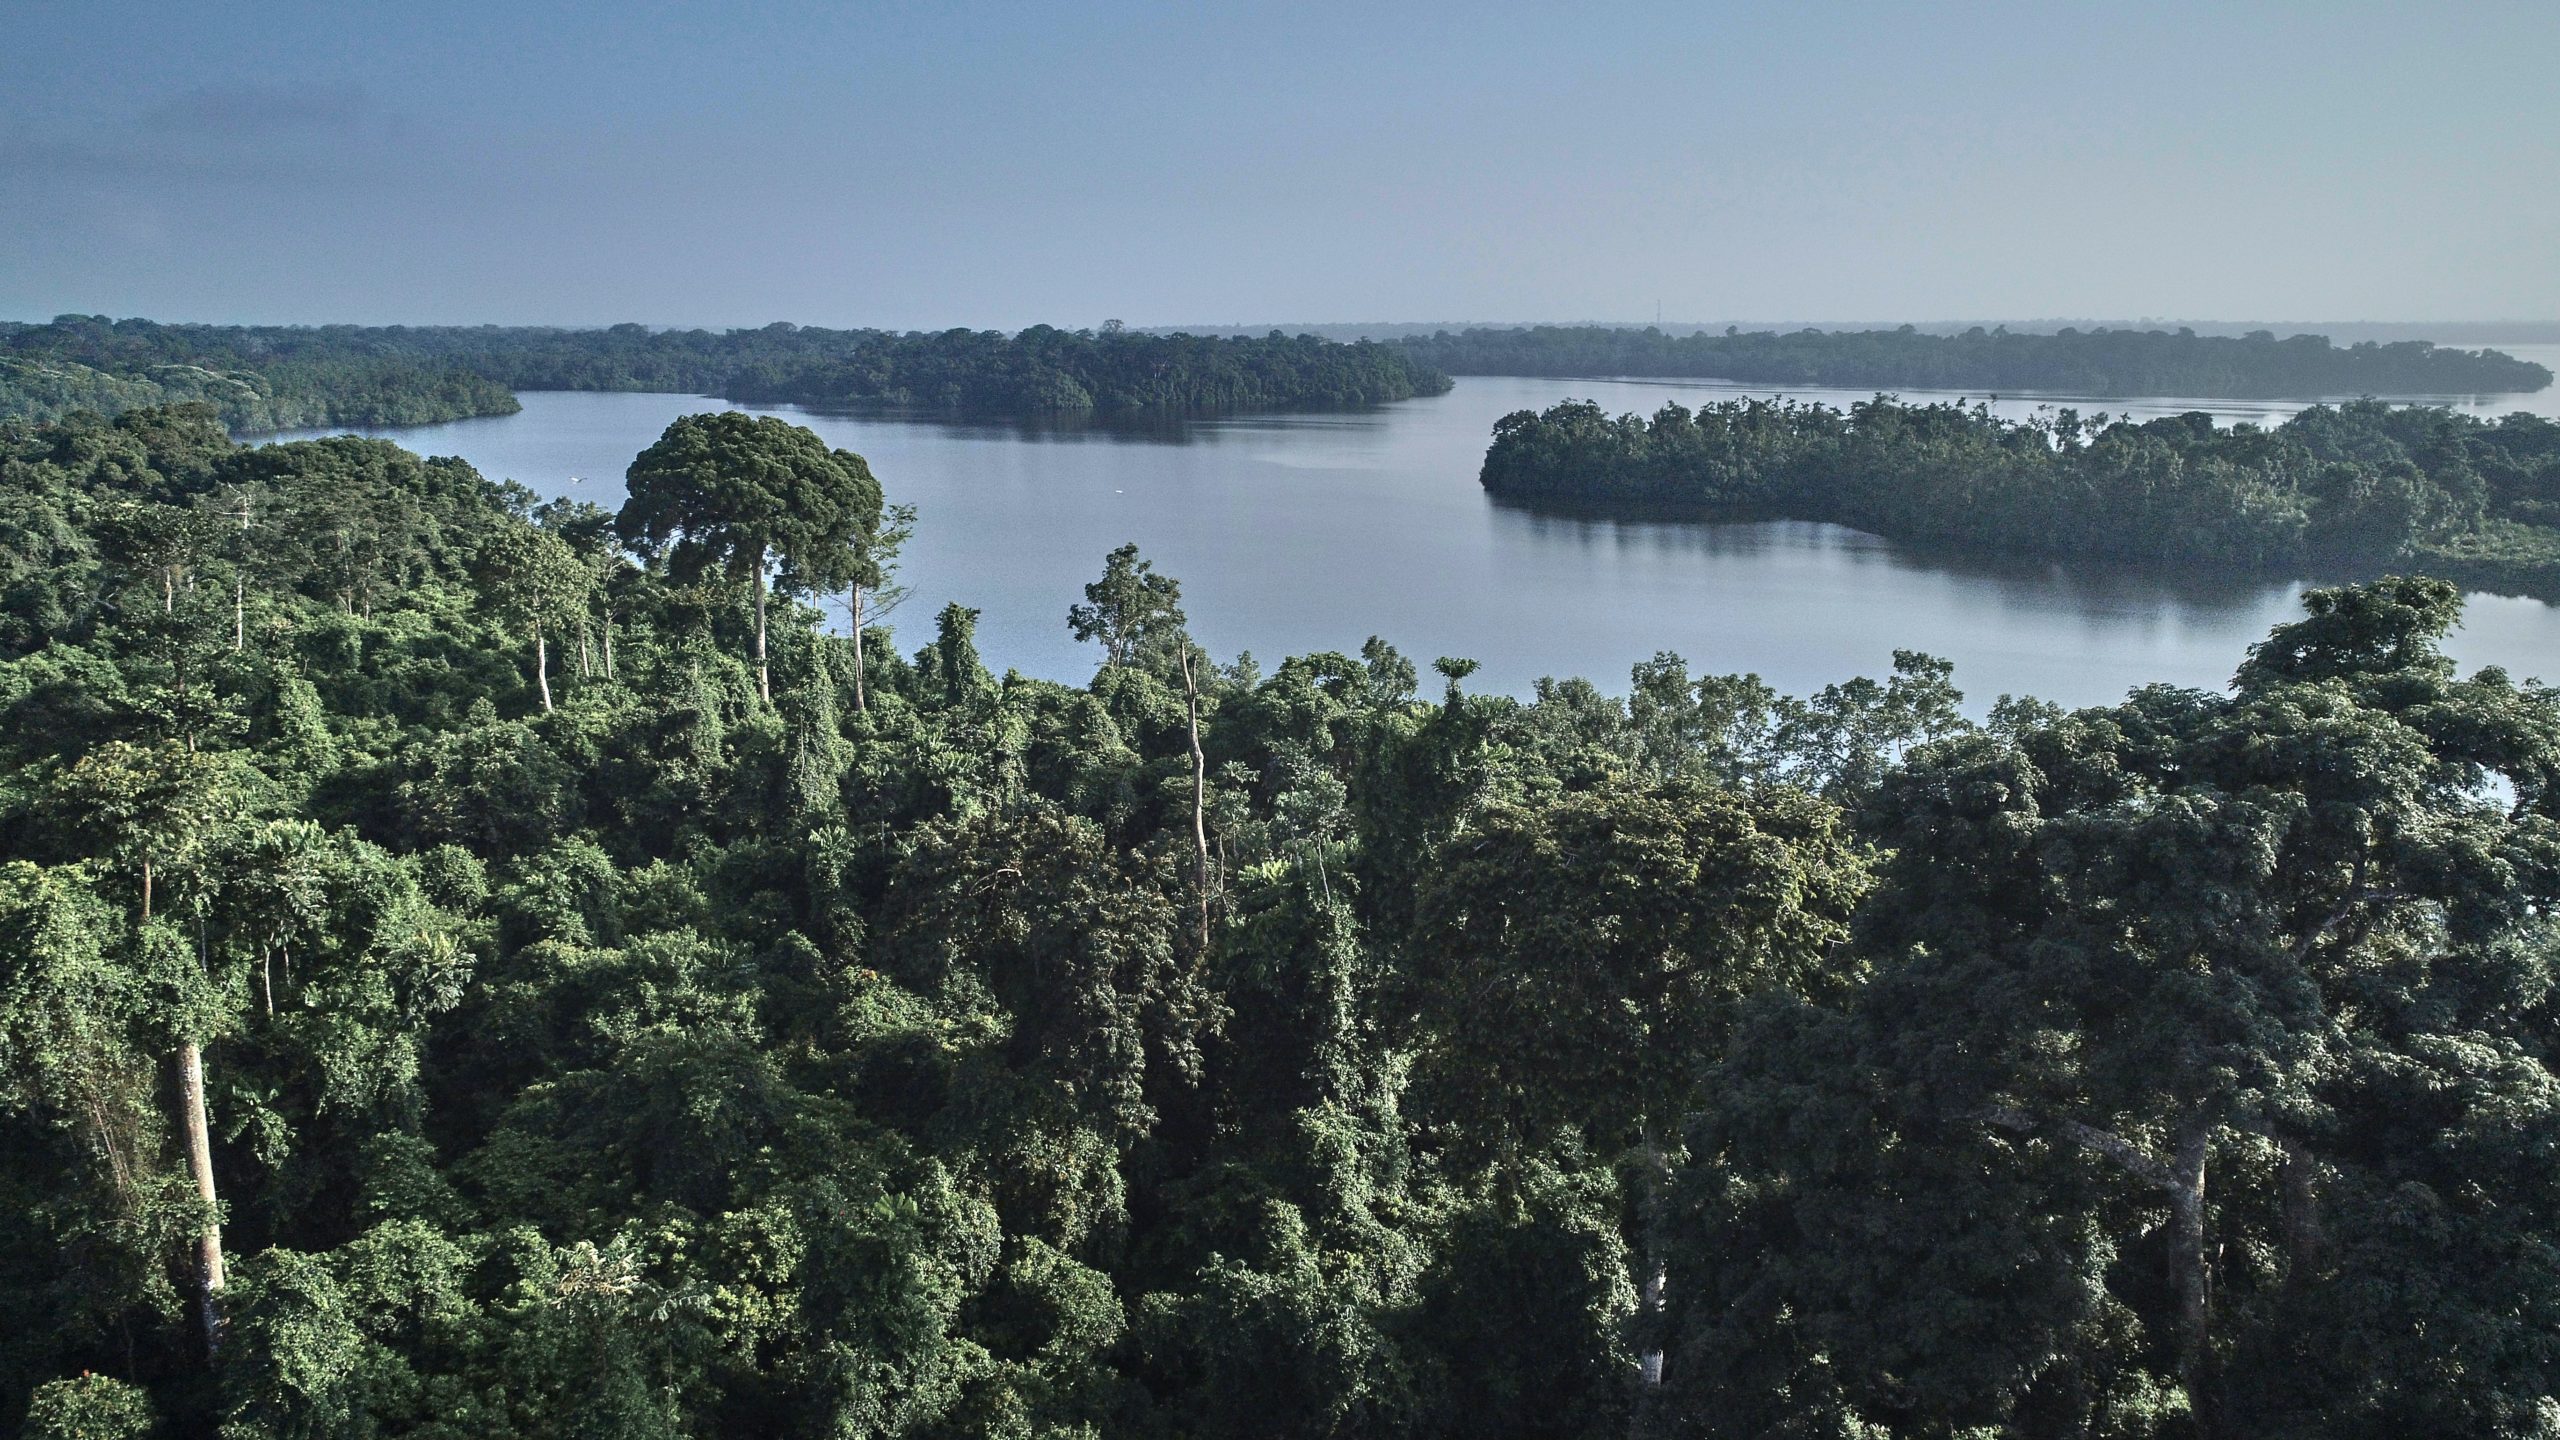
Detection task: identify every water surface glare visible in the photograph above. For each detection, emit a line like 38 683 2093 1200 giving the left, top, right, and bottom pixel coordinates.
265 361 2560 711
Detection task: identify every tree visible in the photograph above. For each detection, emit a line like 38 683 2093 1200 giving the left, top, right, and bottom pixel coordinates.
531 497 626 679
478 524 592 713
878 803 1213 1248
798 494 914 714
1067 543 1185 671
23 1373 156 1440
845 502 915 713
1658 578 2560 1438
618 412 880 704
1409 779 1867 1401
1410 780 1867 1166
97 501 220 616
263 447 429 619
51 740 259 1357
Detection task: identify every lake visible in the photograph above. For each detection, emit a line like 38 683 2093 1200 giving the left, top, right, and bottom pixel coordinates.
266 351 2560 711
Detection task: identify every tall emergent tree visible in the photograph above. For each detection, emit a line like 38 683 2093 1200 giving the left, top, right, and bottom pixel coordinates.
795 492 912 713
477 523 592 713
1067 542 1185 671
51 740 257 1357
617 412 881 704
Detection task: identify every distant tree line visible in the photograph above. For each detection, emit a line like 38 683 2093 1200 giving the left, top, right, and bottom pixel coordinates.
10 399 2560 1438
1401 324 2553 397
0 318 521 432
1481 394 2560 596
0 316 1453 430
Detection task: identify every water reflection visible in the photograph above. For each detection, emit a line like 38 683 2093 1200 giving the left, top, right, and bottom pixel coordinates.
792 400 1405 448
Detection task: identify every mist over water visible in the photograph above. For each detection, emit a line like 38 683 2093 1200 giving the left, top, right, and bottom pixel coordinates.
266 361 2560 711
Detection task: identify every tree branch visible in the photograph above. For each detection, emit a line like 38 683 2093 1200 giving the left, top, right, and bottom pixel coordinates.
1980 1105 2180 1192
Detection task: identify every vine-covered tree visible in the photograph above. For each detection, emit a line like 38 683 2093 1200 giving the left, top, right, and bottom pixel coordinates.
617 412 879 704
3 402 2556 1438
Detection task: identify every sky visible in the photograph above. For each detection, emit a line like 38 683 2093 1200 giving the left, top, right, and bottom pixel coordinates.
3 0 2555 330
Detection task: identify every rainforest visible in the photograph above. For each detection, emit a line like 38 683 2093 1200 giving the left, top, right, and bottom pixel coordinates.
1401 324 2553 398
13 316 2550 442
8 401 2560 1440
0 319 1453 431
1480 394 2560 598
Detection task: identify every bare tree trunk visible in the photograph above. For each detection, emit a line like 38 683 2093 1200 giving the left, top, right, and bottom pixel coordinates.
534 623 553 712
1977 1105 2219 1433
1180 649 1211 951
752 551 771 706
603 610 616 679
2280 1136 2324 1289
178 1039 226 1356
235 496 250 652
1635 1132 1672 1407
578 619 593 678
851 587 867 713
2170 1120 2213 1436
143 856 227 1357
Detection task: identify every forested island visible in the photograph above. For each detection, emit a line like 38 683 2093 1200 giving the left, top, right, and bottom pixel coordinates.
8 399 2560 1438
0 317 1452 431
1401 323 2553 397
1482 395 2560 598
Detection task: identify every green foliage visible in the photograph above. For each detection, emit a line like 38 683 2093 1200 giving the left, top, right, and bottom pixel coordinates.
24 1373 156 1440
6 401 2559 1437
1657 575 2560 1437
0 315 1452 431
1405 322 2551 398
1066 543 1186 672
1409 781 1868 1163
1482 395 2560 596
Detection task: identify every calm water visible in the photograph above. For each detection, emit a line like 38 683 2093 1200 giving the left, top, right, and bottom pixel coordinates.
265 351 2560 711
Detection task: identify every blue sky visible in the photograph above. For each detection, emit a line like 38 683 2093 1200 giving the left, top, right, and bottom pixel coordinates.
3 0 2554 327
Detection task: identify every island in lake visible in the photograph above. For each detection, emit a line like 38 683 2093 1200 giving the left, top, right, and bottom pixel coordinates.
1404 322 2553 398
1482 393 2560 599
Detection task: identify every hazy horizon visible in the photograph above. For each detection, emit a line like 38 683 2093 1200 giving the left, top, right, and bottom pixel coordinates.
10 314 2559 344
6 0 2555 328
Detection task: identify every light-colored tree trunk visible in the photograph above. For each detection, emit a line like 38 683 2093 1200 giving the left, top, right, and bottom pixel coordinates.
1636 1135 1671 1398
1978 1105 2218 1433
2280 1135 2324 1289
178 1038 227 1356
603 610 616 679
851 587 867 713
1180 649 1211 950
235 496 250 652
753 559 771 705
534 623 553 712
2170 1121 2213 1436
144 856 227 1357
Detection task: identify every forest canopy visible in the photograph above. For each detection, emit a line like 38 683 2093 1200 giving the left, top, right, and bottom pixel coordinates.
13 315 2548 439
1399 323 2553 397
1480 394 2560 598
0 317 1453 431
7 402 2560 1438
